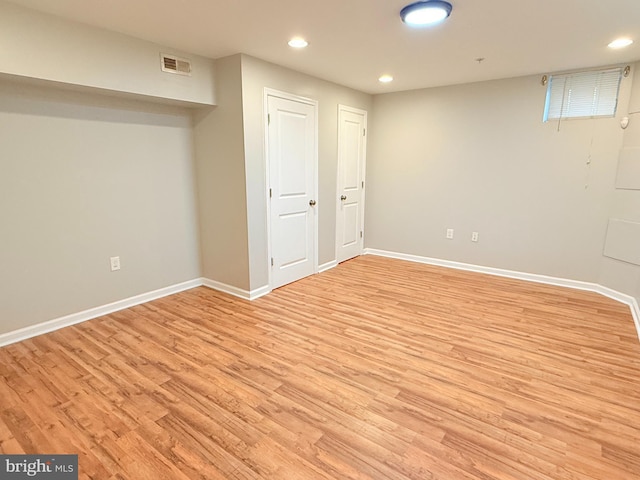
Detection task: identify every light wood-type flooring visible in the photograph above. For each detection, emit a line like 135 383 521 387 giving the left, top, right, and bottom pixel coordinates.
1 255 640 479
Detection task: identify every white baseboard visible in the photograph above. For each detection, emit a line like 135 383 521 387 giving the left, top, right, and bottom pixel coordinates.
4 253 637 348
594 285 640 341
249 285 271 300
318 260 338 273
201 278 251 300
632 299 640 341
364 248 640 341
364 248 597 291
201 278 271 301
0 278 202 348
0 276 274 348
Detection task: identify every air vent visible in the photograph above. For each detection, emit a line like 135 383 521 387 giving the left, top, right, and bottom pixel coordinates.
160 53 192 76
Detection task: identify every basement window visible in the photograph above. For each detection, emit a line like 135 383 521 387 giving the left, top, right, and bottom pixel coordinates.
543 67 623 122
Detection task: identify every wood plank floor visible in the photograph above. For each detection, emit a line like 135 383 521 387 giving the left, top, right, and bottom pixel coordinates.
1 255 640 480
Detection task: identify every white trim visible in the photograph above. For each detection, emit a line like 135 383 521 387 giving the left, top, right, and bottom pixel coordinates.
318 260 338 273
201 278 271 301
0 279 202 347
364 248 640 341
4 253 637 348
360 108 368 254
249 285 271 300
263 88 273 290
335 105 368 264
264 88 318 107
264 88 319 290
364 248 596 290
0 276 277 348
592 285 640 338
313 97 319 276
202 278 247 300
633 299 640 340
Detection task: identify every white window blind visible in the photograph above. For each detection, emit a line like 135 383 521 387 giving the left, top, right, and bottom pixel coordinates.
543 68 622 122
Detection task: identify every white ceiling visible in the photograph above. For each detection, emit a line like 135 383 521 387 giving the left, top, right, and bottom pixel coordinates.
7 0 640 94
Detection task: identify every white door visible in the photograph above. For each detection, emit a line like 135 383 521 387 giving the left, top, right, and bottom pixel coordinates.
266 92 318 289
336 105 367 263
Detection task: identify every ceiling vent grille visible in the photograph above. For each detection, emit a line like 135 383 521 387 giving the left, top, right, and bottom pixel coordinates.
161 53 192 76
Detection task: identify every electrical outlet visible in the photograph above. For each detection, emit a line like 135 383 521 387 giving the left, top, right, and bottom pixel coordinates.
110 256 121 271
446 228 454 239
471 232 479 242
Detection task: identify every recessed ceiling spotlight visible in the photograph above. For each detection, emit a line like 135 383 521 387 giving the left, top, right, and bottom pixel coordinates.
378 75 394 83
288 38 309 48
400 1 453 27
608 38 633 49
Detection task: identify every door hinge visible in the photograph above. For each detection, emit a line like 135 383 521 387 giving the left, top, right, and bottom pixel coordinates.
268 113 271 125
360 231 363 238
269 188 272 198
361 180 364 188
363 128 366 136
271 257 274 266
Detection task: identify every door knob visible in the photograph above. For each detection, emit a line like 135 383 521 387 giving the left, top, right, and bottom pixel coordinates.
309 199 316 206
340 195 347 201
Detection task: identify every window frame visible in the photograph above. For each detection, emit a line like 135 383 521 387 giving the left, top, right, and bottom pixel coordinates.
543 67 624 122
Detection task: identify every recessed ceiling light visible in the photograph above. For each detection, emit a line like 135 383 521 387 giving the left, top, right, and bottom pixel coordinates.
400 1 453 27
608 38 633 49
379 75 394 83
288 38 309 48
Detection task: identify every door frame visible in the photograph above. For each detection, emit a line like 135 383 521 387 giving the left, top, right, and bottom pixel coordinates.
264 88 319 290
335 104 368 263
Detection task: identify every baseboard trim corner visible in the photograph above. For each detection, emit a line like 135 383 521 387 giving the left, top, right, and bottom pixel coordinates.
364 248 640 341
249 285 271 300
364 248 597 291
632 299 640 341
0 278 202 348
201 278 270 301
318 260 338 273
596 286 640 341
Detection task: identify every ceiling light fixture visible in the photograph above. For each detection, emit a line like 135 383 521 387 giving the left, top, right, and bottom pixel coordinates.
608 38 633 49
400 1 453 27
288 38 309 48
378 75 394 83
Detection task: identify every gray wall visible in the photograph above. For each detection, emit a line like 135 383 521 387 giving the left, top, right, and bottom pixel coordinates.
193 55 250 290
240 55 373 290
0 80 200 334
599 62 640 303
366 72 632 283
2 7 637 338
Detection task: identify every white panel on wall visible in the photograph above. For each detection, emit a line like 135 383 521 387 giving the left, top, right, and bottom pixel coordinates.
604 219 640 266
616 147 640 190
